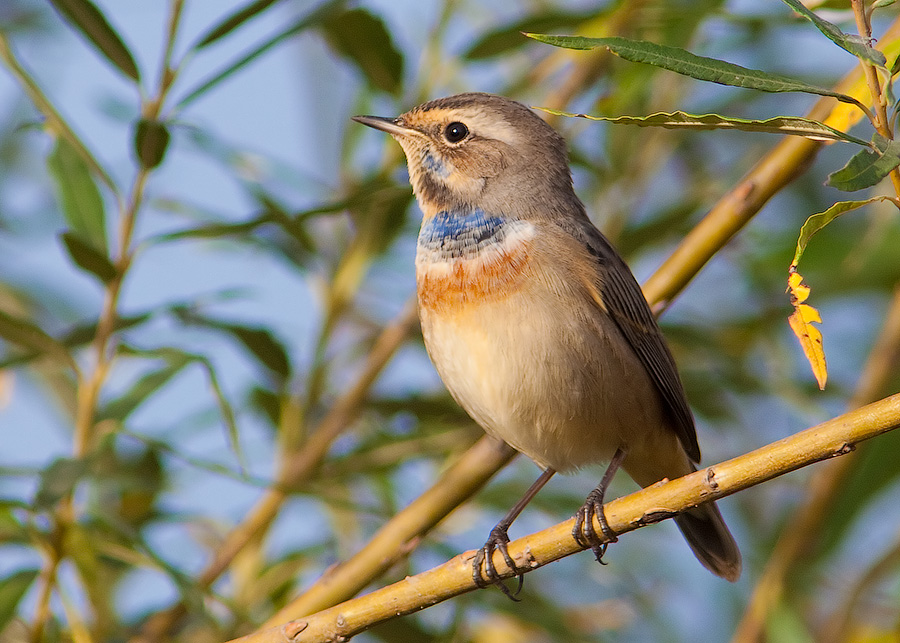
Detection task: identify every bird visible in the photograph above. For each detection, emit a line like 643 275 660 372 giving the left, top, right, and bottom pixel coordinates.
352 92 741 595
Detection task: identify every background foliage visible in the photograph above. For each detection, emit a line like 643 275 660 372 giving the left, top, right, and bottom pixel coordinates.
1 0 900 642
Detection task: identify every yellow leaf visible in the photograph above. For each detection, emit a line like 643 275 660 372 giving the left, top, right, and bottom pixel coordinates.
787 270 810 303
787 271 827 390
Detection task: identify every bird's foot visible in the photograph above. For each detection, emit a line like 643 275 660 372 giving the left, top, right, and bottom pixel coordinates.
573 486 618 564
473 523 524 600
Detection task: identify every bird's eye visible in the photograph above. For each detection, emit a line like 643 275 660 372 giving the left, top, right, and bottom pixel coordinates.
444 122 469 143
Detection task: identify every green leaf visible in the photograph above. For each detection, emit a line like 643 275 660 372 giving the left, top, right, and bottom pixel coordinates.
133 119 171 169
59 231 117 284
790 197 893 267
826 136 900 190
538 109 871 146
0 569 39 633
115 345 246 471
463 9 597 60
34 458 88 509
0 309 78 371
178 0 345 108
173 309 291 381
97 352 192 421
526 34 867 110
59 312 153 347
199 360 245 474
320 8 403 94
47 137 107 252
47 0 140 81
194 0 282 48
0 35 117 194
781 0 886 67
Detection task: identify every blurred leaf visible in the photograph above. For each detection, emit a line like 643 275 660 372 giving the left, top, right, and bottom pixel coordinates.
201 360 244 472
34 457 88 509
133 118 170 169
194 0 282 48
787 270 827 390
781 0 886 66
0 309 78 371
0 34 117 194
97 352 192 421
60 312 153 347
254 191 317 254
47 137 107 252
59 231 117 284
249 386 281 427
178 0 345 108
47 0 140 80
526 34 866 110
114 345 244 465
826 136 900 190
173 309 291 382
320 8 403 94
540 108 871 146
0 568 39 633
463 9 597 60
789 197 892 268
0 506 28 543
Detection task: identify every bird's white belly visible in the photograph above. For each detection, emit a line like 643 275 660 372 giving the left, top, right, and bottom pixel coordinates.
418 284 668 473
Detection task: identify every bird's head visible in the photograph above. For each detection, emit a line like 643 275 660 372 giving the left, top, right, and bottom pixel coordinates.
353 93 576 219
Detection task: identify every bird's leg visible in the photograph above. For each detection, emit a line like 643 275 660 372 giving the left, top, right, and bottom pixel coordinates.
573 447 627 563
474 467 556 599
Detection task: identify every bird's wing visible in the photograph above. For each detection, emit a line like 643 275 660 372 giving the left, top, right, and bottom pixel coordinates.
579 223 701 462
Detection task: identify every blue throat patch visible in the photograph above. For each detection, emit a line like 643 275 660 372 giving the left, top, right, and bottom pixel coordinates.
418 210 510 260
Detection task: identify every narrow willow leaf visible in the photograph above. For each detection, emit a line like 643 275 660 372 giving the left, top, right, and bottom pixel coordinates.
133 119 171 169
47 0 140 81
47 138 107 252
526 33 866 110
463 9 597 60
115 345 245 471
787 271 827 389
60 313 153 348
781 0 886 67
97 352 192 421
60 231 117 283
321 8 403 94
197 358 245 474
827 136 900 190
195 0 282 48
173 308 291 381
538 108 871 146
0 310 78 371
178 0 344 108
0 569 39 633
35 458 88 509
790 197 893 267
0 34 117 194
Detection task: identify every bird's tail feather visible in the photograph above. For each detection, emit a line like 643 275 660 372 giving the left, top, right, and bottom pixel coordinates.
674 502 742 582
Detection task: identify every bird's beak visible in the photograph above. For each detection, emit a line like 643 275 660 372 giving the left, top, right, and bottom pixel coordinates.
351 115 418 138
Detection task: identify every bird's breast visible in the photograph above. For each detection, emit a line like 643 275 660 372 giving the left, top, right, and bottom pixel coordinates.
415 209 535 313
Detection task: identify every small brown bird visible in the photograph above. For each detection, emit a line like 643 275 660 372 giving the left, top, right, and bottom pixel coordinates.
353 93 741 593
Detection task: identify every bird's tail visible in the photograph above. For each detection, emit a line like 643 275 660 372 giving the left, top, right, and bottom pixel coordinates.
673 501 742 582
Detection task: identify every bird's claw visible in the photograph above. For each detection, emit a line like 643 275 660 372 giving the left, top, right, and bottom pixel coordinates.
573 487 618 564
473 524 524 600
